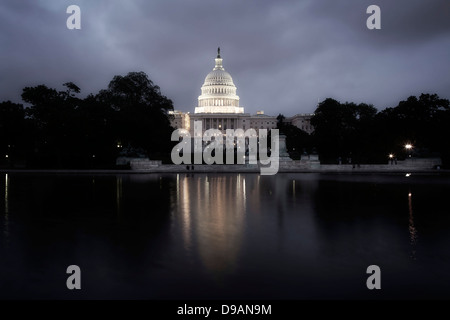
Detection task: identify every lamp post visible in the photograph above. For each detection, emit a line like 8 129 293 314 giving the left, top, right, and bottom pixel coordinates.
405 144 413 158
389 153 394 165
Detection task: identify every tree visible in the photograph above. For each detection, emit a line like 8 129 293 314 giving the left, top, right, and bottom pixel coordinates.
95 71 174 160
22 83 82 167
310 98 377 163
377 93 450 164
310 98 349 163
276 114 312 159
0 101 29 167
19 72 174 168
276 114 285 131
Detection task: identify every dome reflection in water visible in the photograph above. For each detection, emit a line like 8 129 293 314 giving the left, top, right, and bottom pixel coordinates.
1 173 450 299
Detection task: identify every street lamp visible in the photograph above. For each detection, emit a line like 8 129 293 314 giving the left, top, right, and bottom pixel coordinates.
388 153 394 164
405 144 413 158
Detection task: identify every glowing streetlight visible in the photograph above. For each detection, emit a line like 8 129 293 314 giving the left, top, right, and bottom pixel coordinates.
405 144 413 158
388 153 395 164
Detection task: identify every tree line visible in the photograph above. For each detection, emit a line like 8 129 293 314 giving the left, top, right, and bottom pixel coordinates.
278 94 450 167
0 72 174 168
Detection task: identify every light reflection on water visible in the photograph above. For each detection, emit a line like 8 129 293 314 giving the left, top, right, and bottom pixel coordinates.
173 174 246 277
169 174 324 284
3 174 9 244
1 173 450 299
408 191 418 260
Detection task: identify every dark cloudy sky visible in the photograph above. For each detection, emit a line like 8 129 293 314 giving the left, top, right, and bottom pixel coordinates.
1 0 449 115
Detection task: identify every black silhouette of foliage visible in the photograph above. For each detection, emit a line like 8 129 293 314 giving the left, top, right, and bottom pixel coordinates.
309 94 450 165
2 71 174 168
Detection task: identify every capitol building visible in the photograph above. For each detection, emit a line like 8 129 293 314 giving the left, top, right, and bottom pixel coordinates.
169 48 314 136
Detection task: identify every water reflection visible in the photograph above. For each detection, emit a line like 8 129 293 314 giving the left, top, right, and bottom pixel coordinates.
2 173 450 299
5 174 9 214
171 174 321 280
292 180 295 198
173 174 246 278
408 191 418 260
3 173 9 244
178 173 192 252
116 176 123 219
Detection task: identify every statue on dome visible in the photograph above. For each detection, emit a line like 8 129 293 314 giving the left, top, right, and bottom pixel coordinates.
217 47 221 58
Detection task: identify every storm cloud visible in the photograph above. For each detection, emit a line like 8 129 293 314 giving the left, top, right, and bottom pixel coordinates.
1 0 449 115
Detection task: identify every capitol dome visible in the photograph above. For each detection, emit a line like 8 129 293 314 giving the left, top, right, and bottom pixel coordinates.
204 69 234 86
195 48 244 114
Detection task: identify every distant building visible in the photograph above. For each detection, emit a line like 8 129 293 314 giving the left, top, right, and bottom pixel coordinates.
169 48 314 135
284 114 314 134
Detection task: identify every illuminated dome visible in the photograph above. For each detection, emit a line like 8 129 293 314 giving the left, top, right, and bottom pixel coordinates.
204 69 234 86
195 48 244 114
